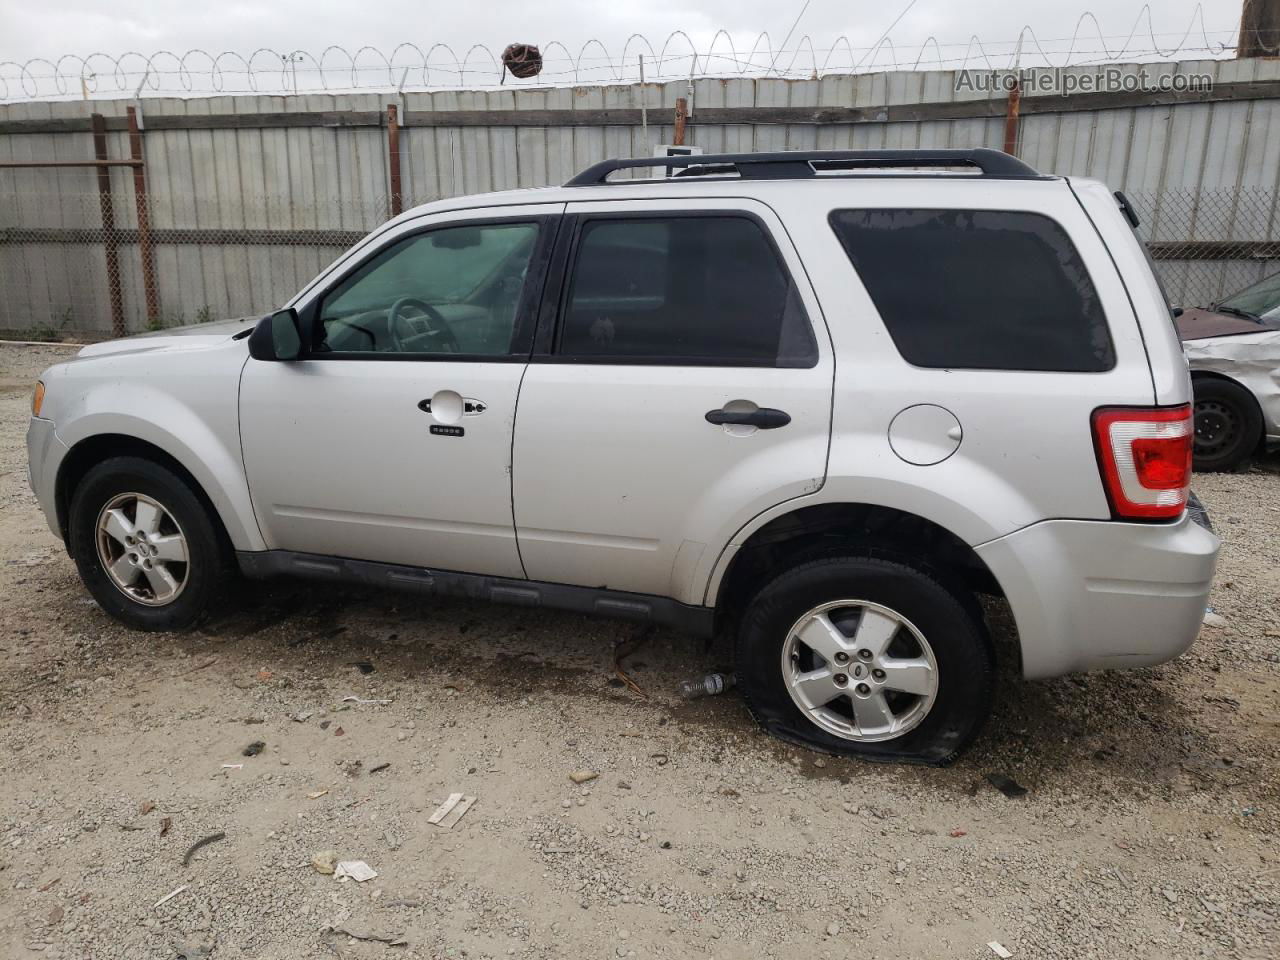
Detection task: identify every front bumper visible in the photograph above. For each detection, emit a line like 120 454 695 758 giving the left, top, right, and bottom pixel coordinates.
26 416 68 540
976 511 1220 679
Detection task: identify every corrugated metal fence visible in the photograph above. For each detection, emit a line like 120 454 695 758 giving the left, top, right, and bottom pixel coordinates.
3 57 1280 338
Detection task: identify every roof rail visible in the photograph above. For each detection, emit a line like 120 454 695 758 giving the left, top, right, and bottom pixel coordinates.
565 148 1045 186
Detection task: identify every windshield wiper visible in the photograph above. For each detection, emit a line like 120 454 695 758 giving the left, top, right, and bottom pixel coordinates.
1216 305 1263 323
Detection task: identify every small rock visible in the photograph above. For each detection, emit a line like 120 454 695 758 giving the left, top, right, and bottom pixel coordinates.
311 850 338 875
242 741 265 757
569 770 599 785
826 921 840 937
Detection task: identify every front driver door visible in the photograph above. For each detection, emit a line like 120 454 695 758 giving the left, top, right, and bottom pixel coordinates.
239 205 560 577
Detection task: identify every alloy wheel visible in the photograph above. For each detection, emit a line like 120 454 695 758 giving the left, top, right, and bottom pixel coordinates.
781 599 939 742
95 492 190 606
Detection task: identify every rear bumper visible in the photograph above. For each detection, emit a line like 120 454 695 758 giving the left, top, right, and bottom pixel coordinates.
976 513 1220 679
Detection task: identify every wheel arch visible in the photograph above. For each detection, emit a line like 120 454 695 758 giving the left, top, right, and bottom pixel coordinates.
56 434 242 556
711 502 1004 628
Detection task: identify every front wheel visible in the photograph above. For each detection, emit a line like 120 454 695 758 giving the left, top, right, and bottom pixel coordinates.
69 456 230 631
735 555 993 765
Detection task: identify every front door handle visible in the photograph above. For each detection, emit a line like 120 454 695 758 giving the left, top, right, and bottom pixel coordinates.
705 407 791 429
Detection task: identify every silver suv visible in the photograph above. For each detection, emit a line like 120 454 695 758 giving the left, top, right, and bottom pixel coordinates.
26 149 1220 763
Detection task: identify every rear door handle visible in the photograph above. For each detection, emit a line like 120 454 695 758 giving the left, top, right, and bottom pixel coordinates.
705 407 791 429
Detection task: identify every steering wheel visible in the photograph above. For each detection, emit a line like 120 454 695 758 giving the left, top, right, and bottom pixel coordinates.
387 297 461 354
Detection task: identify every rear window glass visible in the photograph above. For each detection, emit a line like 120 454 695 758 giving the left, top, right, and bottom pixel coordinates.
828 209 1115 372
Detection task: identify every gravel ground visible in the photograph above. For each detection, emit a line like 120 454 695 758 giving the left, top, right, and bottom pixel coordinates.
0 341 1277 960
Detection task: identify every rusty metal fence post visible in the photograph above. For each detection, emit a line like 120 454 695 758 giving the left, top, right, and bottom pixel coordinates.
673 98 688 146
90 113 125 337
386 103 403 218
1002 79 1022 157
127 106 160 326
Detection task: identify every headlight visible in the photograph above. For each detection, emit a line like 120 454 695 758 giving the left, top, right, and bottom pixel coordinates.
32 381 45 417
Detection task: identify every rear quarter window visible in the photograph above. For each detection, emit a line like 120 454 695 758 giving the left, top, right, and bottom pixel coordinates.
828 209 1115 372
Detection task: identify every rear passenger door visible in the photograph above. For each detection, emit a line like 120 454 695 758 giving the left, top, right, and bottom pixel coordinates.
511 198 834 602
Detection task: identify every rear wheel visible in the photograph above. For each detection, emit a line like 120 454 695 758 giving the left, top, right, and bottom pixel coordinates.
69 457 230 630
1192 378 1262 472
735 555 993 765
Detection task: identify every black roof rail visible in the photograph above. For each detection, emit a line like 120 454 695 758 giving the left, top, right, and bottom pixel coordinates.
565 148 1046 186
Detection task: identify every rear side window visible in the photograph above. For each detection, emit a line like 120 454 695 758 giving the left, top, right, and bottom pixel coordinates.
828 209 1114 372
558 215 817 366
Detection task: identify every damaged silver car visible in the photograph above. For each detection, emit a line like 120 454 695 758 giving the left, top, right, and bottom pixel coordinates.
1177 271 1280 471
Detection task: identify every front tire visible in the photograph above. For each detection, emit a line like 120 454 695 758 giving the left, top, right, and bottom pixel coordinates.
1192 378 1263 473
69 456 230 631
735 555 993 765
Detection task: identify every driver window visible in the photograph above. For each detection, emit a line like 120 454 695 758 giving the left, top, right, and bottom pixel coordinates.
316 222 539 356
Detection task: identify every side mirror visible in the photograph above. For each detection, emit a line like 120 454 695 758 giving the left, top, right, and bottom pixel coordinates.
248 308 302 361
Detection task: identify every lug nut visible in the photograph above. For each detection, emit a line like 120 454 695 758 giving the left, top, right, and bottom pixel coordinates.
856 683 871 695
857 649 873 660
872 668 886 680
833 651 849 664
833 673 848 687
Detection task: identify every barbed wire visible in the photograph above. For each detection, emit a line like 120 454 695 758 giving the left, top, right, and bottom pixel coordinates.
0 5 1242 102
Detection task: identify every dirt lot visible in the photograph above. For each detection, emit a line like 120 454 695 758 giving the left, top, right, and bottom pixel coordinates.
0 341 1277 960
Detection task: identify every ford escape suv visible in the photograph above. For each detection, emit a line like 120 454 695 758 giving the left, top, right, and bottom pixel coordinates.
27 149 1220 764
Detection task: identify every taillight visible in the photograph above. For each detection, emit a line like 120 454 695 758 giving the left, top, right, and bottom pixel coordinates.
1092 405 1192 520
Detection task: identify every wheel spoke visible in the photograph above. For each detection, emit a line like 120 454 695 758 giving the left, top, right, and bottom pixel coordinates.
143 563 180 602
151 534 187 563
795 613 851 663
109 554 141 587
792 667 843 708
853 608 899 658
100 509 135 548
879 657 935 696
133 499 163 536
851 691 896 734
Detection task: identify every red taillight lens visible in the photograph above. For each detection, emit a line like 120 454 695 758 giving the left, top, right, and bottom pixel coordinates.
1092 405 1192 520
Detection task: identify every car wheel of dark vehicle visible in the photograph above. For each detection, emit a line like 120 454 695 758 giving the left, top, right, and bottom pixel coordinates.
1192 378 1263 472
736 555 993 765
69 456 229 631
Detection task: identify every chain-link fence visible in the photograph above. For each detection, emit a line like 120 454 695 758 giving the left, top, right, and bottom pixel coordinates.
1128 188 1280 310
3 185 1278 341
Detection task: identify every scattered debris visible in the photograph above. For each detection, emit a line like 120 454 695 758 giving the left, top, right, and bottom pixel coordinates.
181 832 227 867
307 789 329 799
383 829 402 851
139 800 156 815
257 669 273 682
382 898 421 908
612 629 651 699
153 884 189 909
341 696 392 705
825 921 840 937
369 760 391 774
118 822 145 832
651 752 669 767
172 940 213 959
220 763 243 771
677 672 736 700
323 923 406 946
427 792 476 829
37 878 59 893
242 740 266 757
987 942 1013 959
46 905 63 925
986 773 1029 798
568 770 598 785
950 829 968 838
334 860 378 883
349 661 376 675
311 850 338 875
1202 607 1227 628
160 816 172 837
334 726 345 737
291 710 315 723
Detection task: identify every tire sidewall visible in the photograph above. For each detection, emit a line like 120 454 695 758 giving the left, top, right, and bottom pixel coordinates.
1193 379 1262 472
736 556 993 765
69 457 225 631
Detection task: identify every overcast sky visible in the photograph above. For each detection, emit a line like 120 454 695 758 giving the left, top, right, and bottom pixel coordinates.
0 0 1246 88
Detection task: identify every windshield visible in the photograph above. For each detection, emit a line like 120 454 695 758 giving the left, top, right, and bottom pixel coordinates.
1218 270 1280 321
